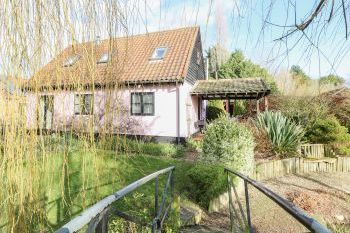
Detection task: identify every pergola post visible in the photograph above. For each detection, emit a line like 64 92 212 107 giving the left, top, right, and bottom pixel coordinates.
198 96 202 120
256 99 260 115
232 99 235 117
264 96 269 111
226 97 229 114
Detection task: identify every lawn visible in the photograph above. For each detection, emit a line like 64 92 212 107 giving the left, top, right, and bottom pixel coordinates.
0 148 194 232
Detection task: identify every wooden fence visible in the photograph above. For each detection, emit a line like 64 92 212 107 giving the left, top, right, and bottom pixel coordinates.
299 144 336 159
253 157 350 180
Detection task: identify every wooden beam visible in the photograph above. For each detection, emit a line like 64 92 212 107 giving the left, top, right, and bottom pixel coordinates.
232 99 235 117
264 96 269 111
198 96 202 120
256 99 260 115
226 98 229 113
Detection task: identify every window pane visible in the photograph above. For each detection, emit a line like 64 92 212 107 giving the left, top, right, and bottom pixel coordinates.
143 103 153 114
151 47 167 60
131 93 142 115
143 93 153 104
98 53 109 63
63 55 80 67
156 49 165 58
132 93 141 104
132 103 141 114
84 94 92 114
74 95 81 114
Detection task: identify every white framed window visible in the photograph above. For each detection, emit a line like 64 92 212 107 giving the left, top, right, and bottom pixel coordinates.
97 53 109 64
74 94 94 115
131 92 154 116
150 47 167 60
63 55 80 67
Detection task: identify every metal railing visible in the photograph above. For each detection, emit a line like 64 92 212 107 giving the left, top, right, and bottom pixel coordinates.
56 166 175 233
224 168 332 233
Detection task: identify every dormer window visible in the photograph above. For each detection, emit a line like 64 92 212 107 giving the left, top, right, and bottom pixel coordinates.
151 47 167 60
63 55 80 67
97 53 109 64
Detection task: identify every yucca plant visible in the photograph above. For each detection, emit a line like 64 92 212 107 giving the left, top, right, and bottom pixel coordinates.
254 111 305 156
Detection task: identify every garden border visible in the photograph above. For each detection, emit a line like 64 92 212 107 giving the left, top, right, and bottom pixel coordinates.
253 156 350 180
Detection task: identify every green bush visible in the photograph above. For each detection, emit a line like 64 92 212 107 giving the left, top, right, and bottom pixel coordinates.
206 100 226 122
186 137 202 153
271 96 329 128
254 111 304 156
181 163 226 209
202 116 255 173
305 116 350 143
233 100 248 116
337 145 350 156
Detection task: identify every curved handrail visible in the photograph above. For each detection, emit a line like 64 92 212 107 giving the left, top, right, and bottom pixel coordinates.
56 166 175 233
224 168 332 233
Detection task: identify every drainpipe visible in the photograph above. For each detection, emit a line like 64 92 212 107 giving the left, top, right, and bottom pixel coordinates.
202 57 209 121
176 84 180 144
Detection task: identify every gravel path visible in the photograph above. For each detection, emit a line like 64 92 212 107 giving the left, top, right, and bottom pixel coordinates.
258 173 350 232
181 173 350 232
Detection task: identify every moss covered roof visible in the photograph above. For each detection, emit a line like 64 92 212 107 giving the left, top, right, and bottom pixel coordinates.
191 78 271 99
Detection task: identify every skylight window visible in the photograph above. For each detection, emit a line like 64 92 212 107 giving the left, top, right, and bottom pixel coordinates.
97 53 109 64
151 47 167 60
63 55 80 67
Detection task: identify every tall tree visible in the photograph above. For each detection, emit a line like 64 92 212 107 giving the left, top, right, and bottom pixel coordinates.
319 74 345 86
214 50 278 92
206 44 230 79
290 65 311 86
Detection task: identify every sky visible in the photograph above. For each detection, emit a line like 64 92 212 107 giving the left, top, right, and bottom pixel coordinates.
123 0 350 85
1 0 349 86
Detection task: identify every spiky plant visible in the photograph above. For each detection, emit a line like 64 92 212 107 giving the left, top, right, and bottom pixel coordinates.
254 111 305 156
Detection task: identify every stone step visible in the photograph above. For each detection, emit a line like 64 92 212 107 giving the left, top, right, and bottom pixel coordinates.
180 206 203 226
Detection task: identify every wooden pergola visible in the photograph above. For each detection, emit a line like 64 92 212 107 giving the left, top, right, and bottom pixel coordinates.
191 78 271 118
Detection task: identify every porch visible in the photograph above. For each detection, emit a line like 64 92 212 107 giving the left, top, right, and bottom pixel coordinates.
191 78 271 126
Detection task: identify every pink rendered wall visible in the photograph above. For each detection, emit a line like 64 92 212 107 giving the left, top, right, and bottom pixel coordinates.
179 80 200 137
25 83 200 138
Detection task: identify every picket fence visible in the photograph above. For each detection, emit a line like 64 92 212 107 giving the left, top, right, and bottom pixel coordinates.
253 157 350 180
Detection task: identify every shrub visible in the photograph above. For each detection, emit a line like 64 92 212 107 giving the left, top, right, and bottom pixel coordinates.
233 100 247 116
181 163 226 209
337 145 350 156
206 100 226 122
305 116 350 143
202 116 255 173
186 137 202 153
269 95 329 128
254 111 305 156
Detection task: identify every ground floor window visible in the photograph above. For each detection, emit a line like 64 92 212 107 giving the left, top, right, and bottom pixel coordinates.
74 94 93 115
131 92 154 116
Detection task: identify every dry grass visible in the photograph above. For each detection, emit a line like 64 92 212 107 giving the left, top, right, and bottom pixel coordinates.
273 70 341 96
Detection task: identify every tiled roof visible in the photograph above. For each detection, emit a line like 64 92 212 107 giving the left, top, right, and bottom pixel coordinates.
26 27 200 89
191 78 271 99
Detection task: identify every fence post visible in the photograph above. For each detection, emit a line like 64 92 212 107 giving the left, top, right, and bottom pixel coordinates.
95 213 108 233
155 176 159 218
244 180 252 233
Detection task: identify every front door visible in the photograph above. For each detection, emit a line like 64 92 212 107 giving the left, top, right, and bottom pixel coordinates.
39 95 54 129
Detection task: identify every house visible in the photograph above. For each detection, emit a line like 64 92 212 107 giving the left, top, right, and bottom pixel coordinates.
24 27 206 142
23 26 271 143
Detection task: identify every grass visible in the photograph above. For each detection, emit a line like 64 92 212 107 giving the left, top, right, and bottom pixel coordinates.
0 146 194 232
